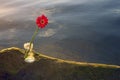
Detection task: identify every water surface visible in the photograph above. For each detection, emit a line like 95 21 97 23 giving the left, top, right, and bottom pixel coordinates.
0 0 120 65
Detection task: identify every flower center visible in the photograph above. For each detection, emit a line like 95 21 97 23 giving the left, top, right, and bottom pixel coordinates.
40 20 45 24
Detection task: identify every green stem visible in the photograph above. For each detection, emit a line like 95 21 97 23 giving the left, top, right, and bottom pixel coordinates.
24 27 39 58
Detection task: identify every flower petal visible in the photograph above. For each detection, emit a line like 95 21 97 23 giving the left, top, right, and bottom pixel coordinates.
36 14 48 28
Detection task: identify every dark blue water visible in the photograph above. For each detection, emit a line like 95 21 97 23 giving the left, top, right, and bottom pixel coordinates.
0 0 120 65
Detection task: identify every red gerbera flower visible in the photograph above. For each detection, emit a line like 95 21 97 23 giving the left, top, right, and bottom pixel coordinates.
36 14 48 28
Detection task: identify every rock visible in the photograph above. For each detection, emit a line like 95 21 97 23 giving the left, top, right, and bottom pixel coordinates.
0 47 120 80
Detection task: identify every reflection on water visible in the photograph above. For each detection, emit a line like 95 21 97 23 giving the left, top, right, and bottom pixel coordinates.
0 0 120 65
